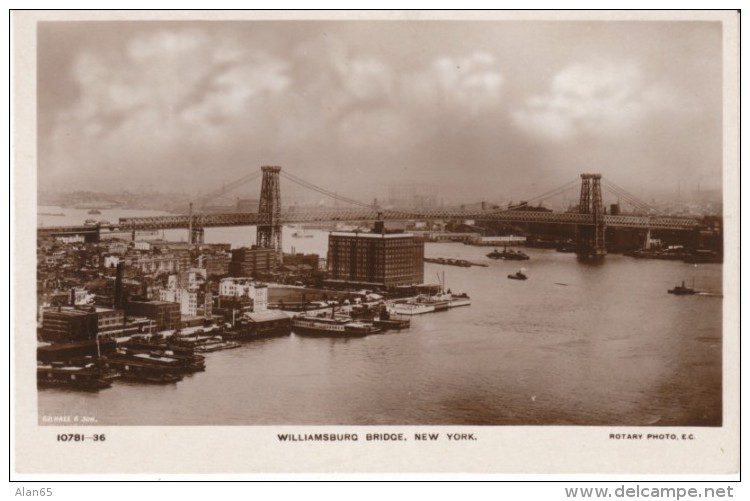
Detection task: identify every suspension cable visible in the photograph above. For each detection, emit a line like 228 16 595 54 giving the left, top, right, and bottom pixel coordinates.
602 180 657 213
199 169 263 205
280 170 377 208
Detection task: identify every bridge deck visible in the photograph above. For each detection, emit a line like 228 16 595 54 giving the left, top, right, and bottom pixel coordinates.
33 209 703 234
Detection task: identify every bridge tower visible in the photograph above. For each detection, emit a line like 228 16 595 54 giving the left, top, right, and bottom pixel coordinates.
187 203 204 246
576 173 606 257
257 165 283 264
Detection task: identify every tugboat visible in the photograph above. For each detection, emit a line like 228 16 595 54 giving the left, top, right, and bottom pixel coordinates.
668 280 698 295
507 270 528 280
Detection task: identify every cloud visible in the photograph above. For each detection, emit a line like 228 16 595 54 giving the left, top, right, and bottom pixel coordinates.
512 62 677 142
45 29 294 186
42 26 508 193
402 51 504 116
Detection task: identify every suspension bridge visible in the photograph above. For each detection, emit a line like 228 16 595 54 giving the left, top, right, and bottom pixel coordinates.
38 166 705 258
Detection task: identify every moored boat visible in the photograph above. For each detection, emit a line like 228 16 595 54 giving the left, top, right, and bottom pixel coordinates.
37 363 115 390
103 358 183 384
387 291 471 316
291 313 380 337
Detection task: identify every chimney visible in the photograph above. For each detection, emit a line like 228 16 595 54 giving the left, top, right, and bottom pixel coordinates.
114 261 125 309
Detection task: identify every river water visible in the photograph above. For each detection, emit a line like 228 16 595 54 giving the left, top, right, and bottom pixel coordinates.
37 207 723 426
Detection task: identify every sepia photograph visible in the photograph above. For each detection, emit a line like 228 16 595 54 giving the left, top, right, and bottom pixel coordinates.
12 10 739 475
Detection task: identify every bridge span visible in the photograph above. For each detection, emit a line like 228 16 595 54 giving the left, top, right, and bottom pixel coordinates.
36 169 707 258
37 207 702 240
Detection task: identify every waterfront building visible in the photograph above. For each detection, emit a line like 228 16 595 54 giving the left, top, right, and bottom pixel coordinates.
95 307 125 336
218 278 267 312
219 277 255 298
124 300 181 332
327 231 424 288
253 284 268 312
40 307 98 343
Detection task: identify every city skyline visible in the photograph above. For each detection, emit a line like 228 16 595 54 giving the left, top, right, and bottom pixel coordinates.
38 20 723 203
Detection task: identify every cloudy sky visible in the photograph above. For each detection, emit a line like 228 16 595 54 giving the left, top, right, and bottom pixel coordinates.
37 20 723 205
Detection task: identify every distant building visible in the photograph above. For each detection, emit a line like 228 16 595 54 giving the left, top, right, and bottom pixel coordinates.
68 287 93 305
283 253 320 271
108 241 129 255
327 231 424 288
57 235 85 244
132 241 153 251
204 253 231 278
129 255 189 275
230 246 277 277
158 288 198 316
103 255 120 268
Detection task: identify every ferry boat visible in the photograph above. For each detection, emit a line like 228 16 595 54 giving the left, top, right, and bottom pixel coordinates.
388 301 436 316
37 363 116 390
388 292 471 316
291 313 380 337
486 247 530 260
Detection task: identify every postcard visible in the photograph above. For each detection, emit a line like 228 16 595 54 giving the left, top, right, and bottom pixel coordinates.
11 9 739 476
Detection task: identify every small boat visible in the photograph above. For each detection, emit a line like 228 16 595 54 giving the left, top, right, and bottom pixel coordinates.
508 270 528 280
88 208 101 215
668 280 698 295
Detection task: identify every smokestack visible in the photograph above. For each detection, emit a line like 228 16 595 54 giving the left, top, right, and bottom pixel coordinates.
114 261 124 310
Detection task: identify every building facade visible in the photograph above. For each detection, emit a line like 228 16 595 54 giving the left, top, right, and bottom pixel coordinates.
327 232 424 288
124 301 181 332
230 247 277 277
41 307 99 343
